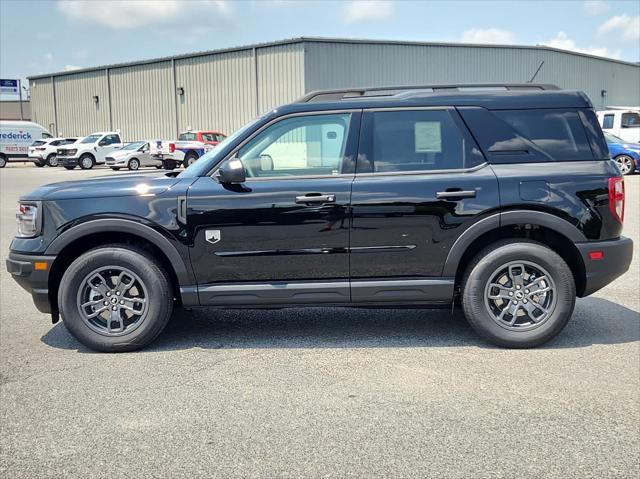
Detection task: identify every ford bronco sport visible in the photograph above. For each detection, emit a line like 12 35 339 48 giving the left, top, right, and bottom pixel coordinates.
7 84 633 352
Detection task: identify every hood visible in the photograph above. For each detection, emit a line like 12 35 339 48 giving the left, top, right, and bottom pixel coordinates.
21 173 183 201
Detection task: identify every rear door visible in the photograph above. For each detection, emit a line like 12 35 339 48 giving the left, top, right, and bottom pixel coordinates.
349 107 499 303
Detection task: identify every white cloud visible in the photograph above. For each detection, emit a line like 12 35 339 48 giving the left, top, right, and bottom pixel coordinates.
57 0 232 30
344 0 394 24
543 31 620 58
461 28 515 44
598 14 640 40
583 1 610 16
63 65 82 72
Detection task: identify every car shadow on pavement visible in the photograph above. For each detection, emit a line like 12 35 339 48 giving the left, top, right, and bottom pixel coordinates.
40 297 639 353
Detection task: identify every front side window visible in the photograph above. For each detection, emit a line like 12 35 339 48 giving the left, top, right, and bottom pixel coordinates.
621 112 640 128
81 134 102 144
363 109 484 173
494 109 593 161
237 113 351 178
201 133 216 142
101 134 121 145
602 114 614 129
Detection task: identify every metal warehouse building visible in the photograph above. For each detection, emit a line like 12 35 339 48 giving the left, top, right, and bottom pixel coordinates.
28 37 640 140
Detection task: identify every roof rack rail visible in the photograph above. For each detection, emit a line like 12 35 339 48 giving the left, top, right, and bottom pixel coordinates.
297 83 561 103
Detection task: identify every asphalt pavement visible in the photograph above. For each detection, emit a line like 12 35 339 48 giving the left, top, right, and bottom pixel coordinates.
1 164 638 478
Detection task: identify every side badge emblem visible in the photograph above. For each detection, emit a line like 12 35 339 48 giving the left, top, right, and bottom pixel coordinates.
205 230 221 244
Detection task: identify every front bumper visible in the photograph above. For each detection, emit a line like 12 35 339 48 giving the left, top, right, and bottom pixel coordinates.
59 156 80 167
6 252 56 314
576 236 633 297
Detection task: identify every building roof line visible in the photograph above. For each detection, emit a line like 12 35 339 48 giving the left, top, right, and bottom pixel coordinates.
27 36 640 80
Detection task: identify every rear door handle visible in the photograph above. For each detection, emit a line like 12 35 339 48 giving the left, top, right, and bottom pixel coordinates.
436 190 477 199
295 194 336 204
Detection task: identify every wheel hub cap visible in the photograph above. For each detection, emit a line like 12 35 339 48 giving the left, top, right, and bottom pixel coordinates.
76 266 149 336
484 260 557 331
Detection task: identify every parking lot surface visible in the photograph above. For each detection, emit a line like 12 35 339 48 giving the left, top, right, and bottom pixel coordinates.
1 165 638 478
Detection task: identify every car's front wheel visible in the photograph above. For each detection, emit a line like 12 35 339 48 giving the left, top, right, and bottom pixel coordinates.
615 154 636 175
128 158 140 170
79 154 95 170
183 153 198 168
47 154 58 167
461 240 575 348
58 246 173 352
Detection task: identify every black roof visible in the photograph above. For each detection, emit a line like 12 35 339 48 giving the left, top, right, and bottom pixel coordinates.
275 89 593 115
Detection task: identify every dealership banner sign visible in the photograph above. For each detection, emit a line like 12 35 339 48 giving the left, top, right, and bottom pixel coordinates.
0 79 19 94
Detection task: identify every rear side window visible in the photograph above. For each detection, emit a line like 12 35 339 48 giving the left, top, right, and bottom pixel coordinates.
31 140 46 147
602 114 614 129
179 132 197 141
494 109 593 161
360 109 484 173
621 112 640 128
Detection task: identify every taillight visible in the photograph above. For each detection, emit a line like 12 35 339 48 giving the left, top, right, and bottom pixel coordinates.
608 177 625 223
169 142 175 153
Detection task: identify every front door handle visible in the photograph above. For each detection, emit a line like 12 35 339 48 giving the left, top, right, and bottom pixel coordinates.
295 194 336 204
436 189 477 199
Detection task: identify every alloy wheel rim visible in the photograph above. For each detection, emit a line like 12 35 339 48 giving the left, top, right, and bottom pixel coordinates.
130 159 139 169
76 266 149 336
616 156 632 175
49 156 58 167
82 157 92 169
484 260 557 331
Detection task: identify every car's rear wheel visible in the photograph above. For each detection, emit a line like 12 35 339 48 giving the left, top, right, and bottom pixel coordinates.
461 240 575 348
64 165 75 170
615 154 635 175
79 154 95 170
58 245 173 352
0 155 6 168
128 158 140 170
47 154 58 167
163 160 176 170
183 153 197 168
34 160 45 167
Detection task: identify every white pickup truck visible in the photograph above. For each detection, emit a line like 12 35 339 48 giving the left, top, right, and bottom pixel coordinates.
149 130 224 169
597 108 640 143
57 132 124 170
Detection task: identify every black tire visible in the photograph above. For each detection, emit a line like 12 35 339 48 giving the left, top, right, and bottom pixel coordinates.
110 167 120 171
79 154 95 170
155 164 163 169
58 245 173 352
614 154 636 176
64 165 76 170
461 239 576 348
0 155 6 168
35 160 45 167
46 154 58 167
183 153 198 168
163 160 176 171
128 158 140 170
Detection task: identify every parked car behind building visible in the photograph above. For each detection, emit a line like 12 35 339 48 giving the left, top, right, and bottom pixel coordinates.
28 137 78 167
604 132 640 175
0 120 52 167
106 141 162 171
58 132 123 170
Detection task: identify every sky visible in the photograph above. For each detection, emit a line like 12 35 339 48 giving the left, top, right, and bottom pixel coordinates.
0 0 638 100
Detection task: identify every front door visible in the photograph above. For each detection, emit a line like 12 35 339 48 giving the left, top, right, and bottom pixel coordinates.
187 111 361 306
96 134 123 162
349 108 499 303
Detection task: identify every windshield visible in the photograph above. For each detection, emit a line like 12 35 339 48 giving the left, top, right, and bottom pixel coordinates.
604 133 625 144
81 134 102 144
179 117 263 178
178 132 197 141
123 141 146 150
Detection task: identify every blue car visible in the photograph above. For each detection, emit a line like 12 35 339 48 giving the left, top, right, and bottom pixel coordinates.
604 132 640 175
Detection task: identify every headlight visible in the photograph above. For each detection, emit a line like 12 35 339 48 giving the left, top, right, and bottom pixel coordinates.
16 202 41 238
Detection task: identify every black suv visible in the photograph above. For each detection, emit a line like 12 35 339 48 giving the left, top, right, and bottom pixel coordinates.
7 84 633 352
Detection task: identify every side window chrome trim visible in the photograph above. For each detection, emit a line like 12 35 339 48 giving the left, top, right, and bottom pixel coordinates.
354 161 489 177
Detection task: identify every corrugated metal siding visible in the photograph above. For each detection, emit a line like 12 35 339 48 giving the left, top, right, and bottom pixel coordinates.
257 43 305 113
29 77 56 133
175 49 256 136
54 70 109 136
304 42 640 108
110 61 174 140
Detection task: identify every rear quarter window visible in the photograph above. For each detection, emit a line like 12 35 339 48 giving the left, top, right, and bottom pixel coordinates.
493 109 593 161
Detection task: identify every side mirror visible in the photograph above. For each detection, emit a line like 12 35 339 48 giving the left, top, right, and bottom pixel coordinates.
215 158 246 184
98 140 107 146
